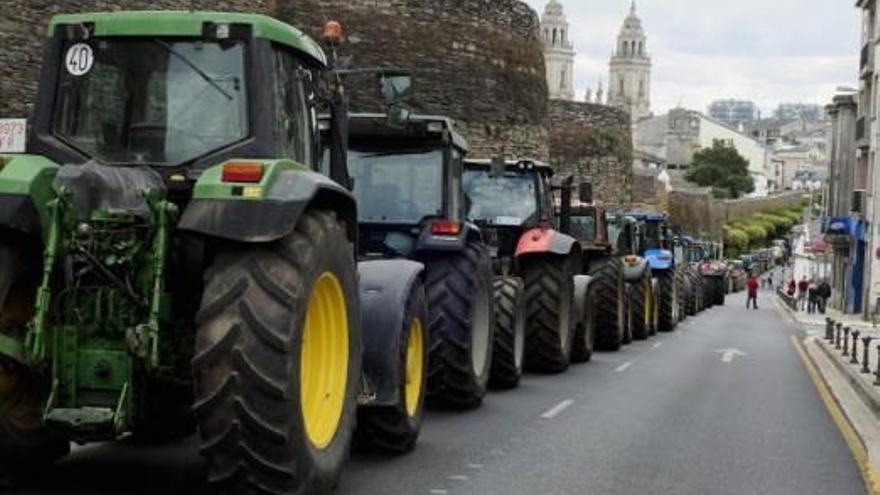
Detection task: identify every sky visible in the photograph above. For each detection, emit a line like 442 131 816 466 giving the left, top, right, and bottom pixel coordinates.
523 0 861 116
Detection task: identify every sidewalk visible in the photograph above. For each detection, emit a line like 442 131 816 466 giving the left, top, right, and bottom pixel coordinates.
777 289 880 337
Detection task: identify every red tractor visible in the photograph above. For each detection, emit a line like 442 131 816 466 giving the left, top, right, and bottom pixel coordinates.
463 159 590 386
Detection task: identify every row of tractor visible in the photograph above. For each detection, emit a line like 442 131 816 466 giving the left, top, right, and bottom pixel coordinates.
0 13 730 494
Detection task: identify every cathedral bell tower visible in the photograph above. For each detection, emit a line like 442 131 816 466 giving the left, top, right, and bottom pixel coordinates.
608 1 652 121
541 0 576 101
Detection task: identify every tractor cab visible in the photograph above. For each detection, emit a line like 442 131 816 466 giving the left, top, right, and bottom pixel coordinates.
463 158 557 260
624 212 675 272
321 114 469 258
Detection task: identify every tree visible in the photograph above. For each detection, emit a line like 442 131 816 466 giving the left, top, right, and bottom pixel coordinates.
686 141 755 199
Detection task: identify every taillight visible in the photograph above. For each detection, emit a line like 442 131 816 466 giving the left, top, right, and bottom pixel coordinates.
222 163 264 183
430 221 461 236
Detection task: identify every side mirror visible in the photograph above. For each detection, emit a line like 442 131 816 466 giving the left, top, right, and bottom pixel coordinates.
578 182 593 204
490 156 506 178
378 72 412 104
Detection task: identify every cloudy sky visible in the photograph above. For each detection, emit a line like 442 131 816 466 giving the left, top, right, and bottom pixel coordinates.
523 0 861 116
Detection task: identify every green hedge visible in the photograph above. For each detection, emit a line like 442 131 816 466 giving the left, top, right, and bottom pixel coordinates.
723 204 803 254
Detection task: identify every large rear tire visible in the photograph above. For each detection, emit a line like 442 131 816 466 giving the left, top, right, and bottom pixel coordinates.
630 269 652 341
0 245 69 487
423 244 494 408
193 209 360 495
589 258 625 352
355 282 427 453
657 269 679 333
522 255 575 372
489 276 526 389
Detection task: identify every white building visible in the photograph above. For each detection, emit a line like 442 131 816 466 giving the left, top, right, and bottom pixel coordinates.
540 0 576 101
608 1 652 122
633 108 771 196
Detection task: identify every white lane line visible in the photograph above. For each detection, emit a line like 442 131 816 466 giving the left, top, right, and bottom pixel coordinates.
448 474 470 481
615 362 632 372
430 490 448 494
652 342 662 349
540 399 575 419
467 463 484 469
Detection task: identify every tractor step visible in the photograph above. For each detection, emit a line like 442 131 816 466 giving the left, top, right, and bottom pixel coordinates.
45 407 117 442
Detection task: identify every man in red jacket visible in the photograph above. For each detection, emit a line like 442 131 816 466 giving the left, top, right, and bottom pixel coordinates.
746 273 759 310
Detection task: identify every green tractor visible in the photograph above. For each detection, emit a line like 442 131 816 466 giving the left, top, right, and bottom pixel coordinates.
0 12 428 493
327 113 494 410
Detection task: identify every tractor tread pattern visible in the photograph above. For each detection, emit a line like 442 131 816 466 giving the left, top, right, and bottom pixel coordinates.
658 269 678 332
522 255 575 372
423 244 493 409
489 276 525 389
589 258 624 352
193 209 358 495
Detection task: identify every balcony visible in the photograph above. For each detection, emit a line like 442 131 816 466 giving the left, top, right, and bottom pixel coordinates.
862 41 874 78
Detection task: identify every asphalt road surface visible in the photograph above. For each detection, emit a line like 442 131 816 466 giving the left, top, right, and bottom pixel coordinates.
18 290 866 495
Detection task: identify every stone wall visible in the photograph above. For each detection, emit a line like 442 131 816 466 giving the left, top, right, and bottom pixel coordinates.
547 99 633 206
280 0 549 160
0 0 275 119
668 190 805 239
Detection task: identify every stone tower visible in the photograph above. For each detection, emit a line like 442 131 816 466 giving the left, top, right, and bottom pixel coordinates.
608 1 652 122
541 0 576 101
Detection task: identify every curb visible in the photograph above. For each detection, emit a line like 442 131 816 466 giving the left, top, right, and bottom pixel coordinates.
815 338 880 419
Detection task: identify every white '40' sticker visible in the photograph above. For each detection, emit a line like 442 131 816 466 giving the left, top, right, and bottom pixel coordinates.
65 43 94 76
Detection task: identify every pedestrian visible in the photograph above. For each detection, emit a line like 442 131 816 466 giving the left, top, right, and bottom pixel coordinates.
807 280 817 314
787 279 796 297
817 279 831 314
768 272 774 290
797 276 809 311
746 273 759 310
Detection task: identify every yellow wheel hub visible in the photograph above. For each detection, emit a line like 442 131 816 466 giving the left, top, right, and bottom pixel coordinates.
300 272 349 450
644 281 652 326
404 318 424 417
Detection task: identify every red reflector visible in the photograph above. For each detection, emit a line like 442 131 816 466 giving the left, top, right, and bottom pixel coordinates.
222 163 264 183
431 221 461 236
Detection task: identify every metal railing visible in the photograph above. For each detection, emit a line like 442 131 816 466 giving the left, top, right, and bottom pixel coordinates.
824 317 880 387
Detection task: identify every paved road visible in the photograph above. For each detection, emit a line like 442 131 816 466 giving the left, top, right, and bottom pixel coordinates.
20 290 866 495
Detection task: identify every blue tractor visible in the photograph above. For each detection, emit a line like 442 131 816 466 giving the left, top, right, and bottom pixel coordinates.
625 212 681 332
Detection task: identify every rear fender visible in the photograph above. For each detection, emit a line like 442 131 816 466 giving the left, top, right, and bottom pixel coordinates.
358 259 425 407
515 228 578 258
178 160 357 244
0 154 60 238
414 222 482 253
621 257 649 283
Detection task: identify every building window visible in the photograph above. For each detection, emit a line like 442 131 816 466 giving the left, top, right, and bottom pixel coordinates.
619 77 625 96
639 41 644 54
560 68 566 90
552 28 557 45
639 79 645 97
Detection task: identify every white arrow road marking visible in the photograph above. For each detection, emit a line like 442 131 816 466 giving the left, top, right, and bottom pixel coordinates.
615 362 632 372
541 399 575 419
715 348 748 363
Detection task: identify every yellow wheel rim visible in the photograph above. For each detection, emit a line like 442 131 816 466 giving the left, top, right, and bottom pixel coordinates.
404 318 424 417
643 280 652 327
300 272 349 450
